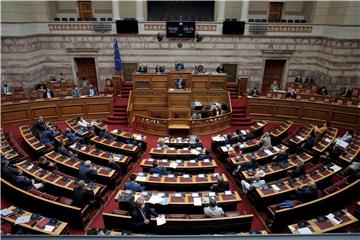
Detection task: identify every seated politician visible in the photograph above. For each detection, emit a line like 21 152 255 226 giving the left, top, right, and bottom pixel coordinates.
130 196 158 233
294 75 302 83
340 87 352 98
175 62 184 71
124 174 145 191
175 78 186 89
72 180 96 208
155 65 165 73
318 86 328 95
269 81 279 93
285 88 297 99
43 88 54 99
216 64 225 73
204 198 224 218
304 76 315 84
210 175 229 193
138 65 148 73
250 87 260 97
149 160 170 175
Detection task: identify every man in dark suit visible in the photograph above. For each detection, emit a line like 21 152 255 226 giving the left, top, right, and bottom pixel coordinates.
72 86 81 97
130 196 158 233
78 160 97 182
340 87 352 98
72 180 96 208
124 174 145 191
250 87 260 97
210 175 229 193
175 78 185 89
200 108 209 118
1 160 17 181
285 88 297 99
295 183 318 202
138 65 147 73
195 150 211 161
288 162 305 178
273 149 288 163
43 88 54 99
149 160 169 175
175 62 184 71
304 76 314 84
318 86 328 95
216 64 225 73
294 75 302 83
190 137 203 148
88 85 97 97
32 116 46 136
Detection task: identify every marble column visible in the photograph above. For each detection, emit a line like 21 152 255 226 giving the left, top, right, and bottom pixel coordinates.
241 0 249 22
136 0 144 21
112 0 120 20
216 0 225 22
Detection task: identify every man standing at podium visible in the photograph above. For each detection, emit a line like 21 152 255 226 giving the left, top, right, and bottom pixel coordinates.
175 78 185 89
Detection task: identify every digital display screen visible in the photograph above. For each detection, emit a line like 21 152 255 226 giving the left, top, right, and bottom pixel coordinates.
166 21 195 38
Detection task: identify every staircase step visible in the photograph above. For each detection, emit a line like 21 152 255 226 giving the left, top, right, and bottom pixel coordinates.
104 119 128 125
232 113 246 117
108 116 128 121
231 121 255 126
113 112 127 116
231 117 252 122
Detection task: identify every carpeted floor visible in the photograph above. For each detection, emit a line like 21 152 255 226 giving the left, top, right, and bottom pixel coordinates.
1 115 358 235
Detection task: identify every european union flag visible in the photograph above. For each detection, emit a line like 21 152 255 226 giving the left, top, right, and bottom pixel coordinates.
114 38 122 73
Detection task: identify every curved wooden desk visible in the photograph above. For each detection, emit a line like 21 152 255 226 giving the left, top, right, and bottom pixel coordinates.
247 97 360 130
1 95 113 125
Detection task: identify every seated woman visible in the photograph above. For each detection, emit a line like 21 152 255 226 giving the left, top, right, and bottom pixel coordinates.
318 86 328 95
228 144 242 158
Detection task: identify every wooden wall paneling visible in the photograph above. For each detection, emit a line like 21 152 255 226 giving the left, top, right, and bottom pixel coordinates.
60 104 85 117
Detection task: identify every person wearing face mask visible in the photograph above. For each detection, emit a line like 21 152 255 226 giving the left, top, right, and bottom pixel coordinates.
130 196 158 233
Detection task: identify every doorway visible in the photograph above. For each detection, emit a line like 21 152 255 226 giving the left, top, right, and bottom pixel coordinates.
78 1 93 20
268 2 283 22
75 58 98 89
262 59 286 94
223 64 237 83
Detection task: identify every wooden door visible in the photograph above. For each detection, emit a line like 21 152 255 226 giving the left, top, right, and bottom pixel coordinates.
78 1 93 20
268 2 283 22
223 64 237 82
262 60 286 94
75 58 98 89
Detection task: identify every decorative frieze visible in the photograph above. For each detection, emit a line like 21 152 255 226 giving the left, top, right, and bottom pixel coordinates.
267 25 313 33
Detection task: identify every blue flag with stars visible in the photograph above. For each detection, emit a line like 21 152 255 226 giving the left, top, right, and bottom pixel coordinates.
114 38 122 73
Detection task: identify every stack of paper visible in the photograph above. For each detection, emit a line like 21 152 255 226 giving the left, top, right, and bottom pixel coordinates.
44 225 55 232
271 184 281 191
264 149 273 155
273 146 280 152
329 165 342 172
169 162 178 169
191 149 200 154
220 146 228 152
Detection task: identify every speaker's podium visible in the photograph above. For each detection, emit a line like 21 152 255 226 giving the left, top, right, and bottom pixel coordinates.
167 88 191 136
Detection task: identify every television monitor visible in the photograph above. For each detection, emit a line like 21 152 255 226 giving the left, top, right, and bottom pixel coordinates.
116 19 138 34
166 21 195 38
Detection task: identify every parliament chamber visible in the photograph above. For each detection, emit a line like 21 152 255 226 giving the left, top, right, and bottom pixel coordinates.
0 1 359 239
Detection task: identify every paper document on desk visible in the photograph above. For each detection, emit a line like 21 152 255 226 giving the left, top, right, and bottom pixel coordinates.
191 149 200 154
296 136 305 141
26 164 34 170
193 197 202 206
156 214 166 226
271 184 281 191
44 225 55 232
329 165 341 172
0 208 13 217
220 146 228 152
147 195 163 204
297 227 313 234
264 149 273 155
15 215 31 225
326 213 342 224
136 135 143 140
135 176 147 182
241 130 247 135
324 138 331 143
169 162 178 169
273 146 280 152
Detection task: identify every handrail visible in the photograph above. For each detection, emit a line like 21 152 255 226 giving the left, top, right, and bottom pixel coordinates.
126 90 133 126
227 90 233 113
